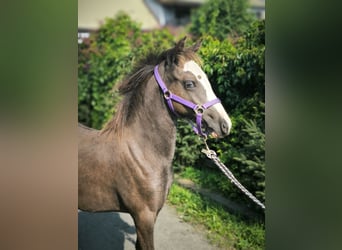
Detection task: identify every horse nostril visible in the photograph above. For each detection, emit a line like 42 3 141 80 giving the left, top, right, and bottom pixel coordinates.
221 120 229 135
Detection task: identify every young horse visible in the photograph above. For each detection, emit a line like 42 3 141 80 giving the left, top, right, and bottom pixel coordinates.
78 37 232 250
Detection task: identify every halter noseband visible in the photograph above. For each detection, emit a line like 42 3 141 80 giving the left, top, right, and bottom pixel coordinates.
154 65 221 137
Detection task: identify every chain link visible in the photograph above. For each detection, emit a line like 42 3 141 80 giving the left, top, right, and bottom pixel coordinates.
201 139 265 210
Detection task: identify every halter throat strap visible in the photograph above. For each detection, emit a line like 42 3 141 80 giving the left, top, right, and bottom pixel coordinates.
154 65 221 137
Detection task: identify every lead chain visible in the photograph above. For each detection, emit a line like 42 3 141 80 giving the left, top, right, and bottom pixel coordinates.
201 140 265 210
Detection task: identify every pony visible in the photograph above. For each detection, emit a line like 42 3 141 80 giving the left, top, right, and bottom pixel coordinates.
78 37 231 250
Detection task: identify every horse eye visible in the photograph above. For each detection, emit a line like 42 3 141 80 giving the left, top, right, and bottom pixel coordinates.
184 80 195 89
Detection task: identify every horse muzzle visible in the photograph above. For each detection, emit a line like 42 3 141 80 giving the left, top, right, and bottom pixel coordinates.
202 106 231 138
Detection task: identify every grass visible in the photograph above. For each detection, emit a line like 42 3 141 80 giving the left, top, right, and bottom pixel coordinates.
167 183 265 250
178 166 230 192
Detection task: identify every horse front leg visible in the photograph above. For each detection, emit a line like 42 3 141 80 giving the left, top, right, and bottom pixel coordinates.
132 208 157 250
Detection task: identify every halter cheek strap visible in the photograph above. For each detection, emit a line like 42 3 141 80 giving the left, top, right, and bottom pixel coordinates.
154 65 221 137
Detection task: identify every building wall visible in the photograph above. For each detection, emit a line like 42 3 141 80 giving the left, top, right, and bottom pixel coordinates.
78 0 159 30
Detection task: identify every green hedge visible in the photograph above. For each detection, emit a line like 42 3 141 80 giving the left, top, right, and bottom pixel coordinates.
198 21 265 206
189 0 255 40
78 13 265 209
78 12 174 129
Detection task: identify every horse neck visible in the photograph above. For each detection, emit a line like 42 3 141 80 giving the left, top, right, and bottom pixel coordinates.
123 76 177 160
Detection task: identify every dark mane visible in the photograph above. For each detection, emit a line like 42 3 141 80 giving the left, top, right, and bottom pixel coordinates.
100 45 201 136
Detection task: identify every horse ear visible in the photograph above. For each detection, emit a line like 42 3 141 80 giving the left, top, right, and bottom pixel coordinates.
175 36 187 51
165 36 187 67
191 39 202 52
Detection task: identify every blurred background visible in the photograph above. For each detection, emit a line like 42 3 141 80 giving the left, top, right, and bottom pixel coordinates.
78 0 265 43
2 0 342 249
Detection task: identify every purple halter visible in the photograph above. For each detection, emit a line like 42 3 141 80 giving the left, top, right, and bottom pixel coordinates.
154 65 221 137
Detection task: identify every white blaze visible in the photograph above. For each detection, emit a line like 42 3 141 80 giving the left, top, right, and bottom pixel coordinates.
183 60 232 134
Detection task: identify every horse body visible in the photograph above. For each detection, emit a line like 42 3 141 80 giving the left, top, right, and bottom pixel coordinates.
79 74 177 248
79 38 231 250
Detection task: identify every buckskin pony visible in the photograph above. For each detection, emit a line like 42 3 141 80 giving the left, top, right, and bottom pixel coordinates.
78 37 231 250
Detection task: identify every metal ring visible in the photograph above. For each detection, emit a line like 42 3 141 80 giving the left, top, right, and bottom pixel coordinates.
194 106 204 114
164 91 171 100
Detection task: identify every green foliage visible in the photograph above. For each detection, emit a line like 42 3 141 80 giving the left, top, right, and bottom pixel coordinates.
174 121 203 171
233 119 265 202
199 28 265 117
189 0 255 40
168 184 265 249
193 21 265 208
241 19 265 49
170 20 266 208
78 12 174 128
78 12 140 128
178 122 265 207
180 166 235 197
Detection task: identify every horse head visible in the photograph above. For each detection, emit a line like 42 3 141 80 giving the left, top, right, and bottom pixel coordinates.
155 37 232 138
